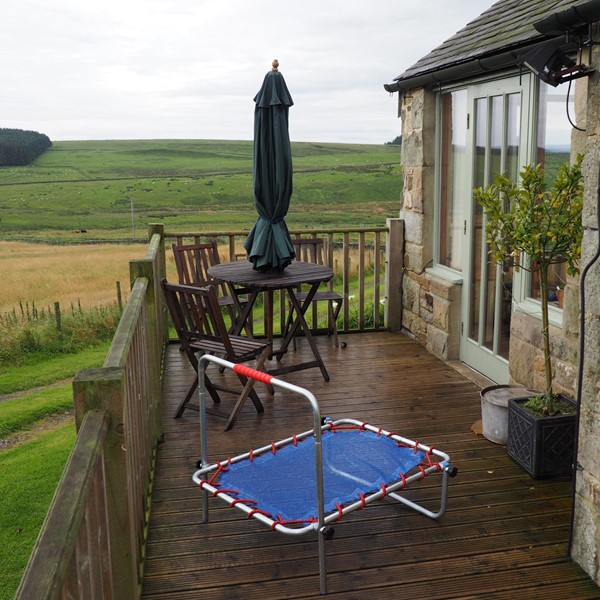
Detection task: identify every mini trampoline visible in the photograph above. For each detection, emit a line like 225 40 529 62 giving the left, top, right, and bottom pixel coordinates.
193 355 457 595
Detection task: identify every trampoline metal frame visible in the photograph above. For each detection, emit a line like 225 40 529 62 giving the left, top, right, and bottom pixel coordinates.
193 354 456 595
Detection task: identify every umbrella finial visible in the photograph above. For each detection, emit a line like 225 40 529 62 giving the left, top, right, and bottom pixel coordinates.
272 59 279 71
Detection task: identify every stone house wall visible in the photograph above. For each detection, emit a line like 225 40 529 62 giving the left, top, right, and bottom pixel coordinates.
399 88 461 361
572 22 600 585
399 32 600 584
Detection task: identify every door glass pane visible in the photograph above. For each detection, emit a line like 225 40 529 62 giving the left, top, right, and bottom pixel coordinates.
470 92 519 357
506 93 521 181
439 90 467 270
482 96 503 351
498 93 520 358
470 97 487 341
489 96 503 178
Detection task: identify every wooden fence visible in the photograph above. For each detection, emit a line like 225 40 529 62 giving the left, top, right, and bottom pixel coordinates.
166 218 405 335
14 220 404 599
15 231 168 600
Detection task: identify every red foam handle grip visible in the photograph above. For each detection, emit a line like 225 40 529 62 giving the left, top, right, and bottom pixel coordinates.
233 363 274 385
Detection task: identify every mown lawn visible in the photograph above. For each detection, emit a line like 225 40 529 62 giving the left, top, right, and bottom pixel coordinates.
0 344 110 395
0 417 76 600
0 341 110 598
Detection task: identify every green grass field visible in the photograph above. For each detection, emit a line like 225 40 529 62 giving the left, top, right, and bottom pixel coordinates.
0 420 76 600
0 342 109 599
0 139 402 242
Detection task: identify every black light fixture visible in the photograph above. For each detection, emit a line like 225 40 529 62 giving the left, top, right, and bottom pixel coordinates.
517 40 592 87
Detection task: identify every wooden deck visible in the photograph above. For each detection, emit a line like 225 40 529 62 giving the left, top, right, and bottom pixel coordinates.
142 332 599 599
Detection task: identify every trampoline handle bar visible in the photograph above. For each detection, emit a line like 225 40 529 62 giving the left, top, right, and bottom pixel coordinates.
197 353 327 593
200 354 320 401
233 363 274 386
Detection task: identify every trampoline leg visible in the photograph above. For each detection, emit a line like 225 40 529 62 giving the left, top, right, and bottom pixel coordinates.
318 527 327 595
388 466 454 520
202 487 209 524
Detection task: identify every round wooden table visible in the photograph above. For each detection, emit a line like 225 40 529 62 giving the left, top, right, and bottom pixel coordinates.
208 261 333 381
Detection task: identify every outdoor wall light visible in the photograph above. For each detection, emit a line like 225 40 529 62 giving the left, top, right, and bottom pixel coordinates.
517 40 594 86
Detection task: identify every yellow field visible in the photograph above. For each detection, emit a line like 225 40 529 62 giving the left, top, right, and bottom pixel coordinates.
0 242 160 314
0 238 382 319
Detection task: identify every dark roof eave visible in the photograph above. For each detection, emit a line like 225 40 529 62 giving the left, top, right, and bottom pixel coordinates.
383 39 566 93
534 0 600 34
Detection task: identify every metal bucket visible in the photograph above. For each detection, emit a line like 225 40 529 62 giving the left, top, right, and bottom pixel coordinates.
480 385 538 445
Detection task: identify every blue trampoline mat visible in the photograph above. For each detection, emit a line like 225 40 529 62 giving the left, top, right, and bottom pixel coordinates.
217 427 426 522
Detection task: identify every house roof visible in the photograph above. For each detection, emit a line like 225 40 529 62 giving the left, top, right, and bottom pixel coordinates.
385 0 600 92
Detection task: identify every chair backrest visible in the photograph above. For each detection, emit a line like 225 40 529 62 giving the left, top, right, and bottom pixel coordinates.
172 240 235 299
292 237 326 266
161 279 235 357
172 240 221 286
291 237 336 294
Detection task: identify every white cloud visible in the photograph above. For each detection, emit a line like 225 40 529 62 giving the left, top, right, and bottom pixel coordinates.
2 0 485 143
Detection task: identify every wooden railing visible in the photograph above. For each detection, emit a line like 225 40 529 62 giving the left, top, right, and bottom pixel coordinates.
14 220 404 599
166 218 405 336
15 232 168 600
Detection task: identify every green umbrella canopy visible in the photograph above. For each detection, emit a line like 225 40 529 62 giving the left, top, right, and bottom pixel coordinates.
244 60 296 273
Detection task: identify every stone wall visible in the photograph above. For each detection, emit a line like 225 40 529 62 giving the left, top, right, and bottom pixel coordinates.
508 310 578 397
572 22 600 585
399 87 461 361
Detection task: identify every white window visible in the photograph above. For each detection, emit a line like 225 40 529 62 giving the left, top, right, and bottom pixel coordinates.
527 81 575 309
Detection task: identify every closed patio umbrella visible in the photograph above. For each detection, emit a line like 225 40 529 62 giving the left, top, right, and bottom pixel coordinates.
244 60 296 272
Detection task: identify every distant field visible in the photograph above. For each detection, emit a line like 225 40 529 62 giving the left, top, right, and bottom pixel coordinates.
0 241 150 314
0 139 402 242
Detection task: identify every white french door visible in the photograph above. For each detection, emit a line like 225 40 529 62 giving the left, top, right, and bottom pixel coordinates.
460 75 533 383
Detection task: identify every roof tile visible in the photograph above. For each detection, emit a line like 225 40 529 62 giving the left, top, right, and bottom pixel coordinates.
392 0 589 82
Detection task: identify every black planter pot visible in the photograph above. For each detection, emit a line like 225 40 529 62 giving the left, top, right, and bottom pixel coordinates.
507 395 577 479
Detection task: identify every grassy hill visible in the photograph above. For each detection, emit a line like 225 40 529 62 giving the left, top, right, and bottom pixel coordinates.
0 139 402 242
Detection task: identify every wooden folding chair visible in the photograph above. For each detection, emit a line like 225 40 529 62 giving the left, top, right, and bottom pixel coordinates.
172 240 252 335
288 237 344 347
161 279 271 431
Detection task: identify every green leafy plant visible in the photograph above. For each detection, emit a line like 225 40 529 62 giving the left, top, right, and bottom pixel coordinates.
474 155 584 415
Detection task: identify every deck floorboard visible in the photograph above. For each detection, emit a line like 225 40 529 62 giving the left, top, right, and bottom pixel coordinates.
142 332 599 599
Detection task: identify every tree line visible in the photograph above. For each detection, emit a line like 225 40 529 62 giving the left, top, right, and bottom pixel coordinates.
0 128 52 166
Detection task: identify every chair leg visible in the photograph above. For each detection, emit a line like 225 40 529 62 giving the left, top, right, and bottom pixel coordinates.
173 370 222 419
255 346 274 396
224 378 262 431
173 374 198 418
224 348 270 431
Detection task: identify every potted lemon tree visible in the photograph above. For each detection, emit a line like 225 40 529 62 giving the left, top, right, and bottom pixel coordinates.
474 155 584 478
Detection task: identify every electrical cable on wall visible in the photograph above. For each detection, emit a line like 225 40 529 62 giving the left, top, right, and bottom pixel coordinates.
566 76 587 132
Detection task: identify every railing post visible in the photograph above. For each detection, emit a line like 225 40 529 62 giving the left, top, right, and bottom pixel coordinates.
130 260 163 445
385 218 405 331
73 368 137 600
147 223 169 346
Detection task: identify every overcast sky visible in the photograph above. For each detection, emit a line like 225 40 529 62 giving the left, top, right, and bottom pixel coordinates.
3 0 486 144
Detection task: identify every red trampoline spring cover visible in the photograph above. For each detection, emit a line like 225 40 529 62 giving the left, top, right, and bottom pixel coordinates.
212 426 429 523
